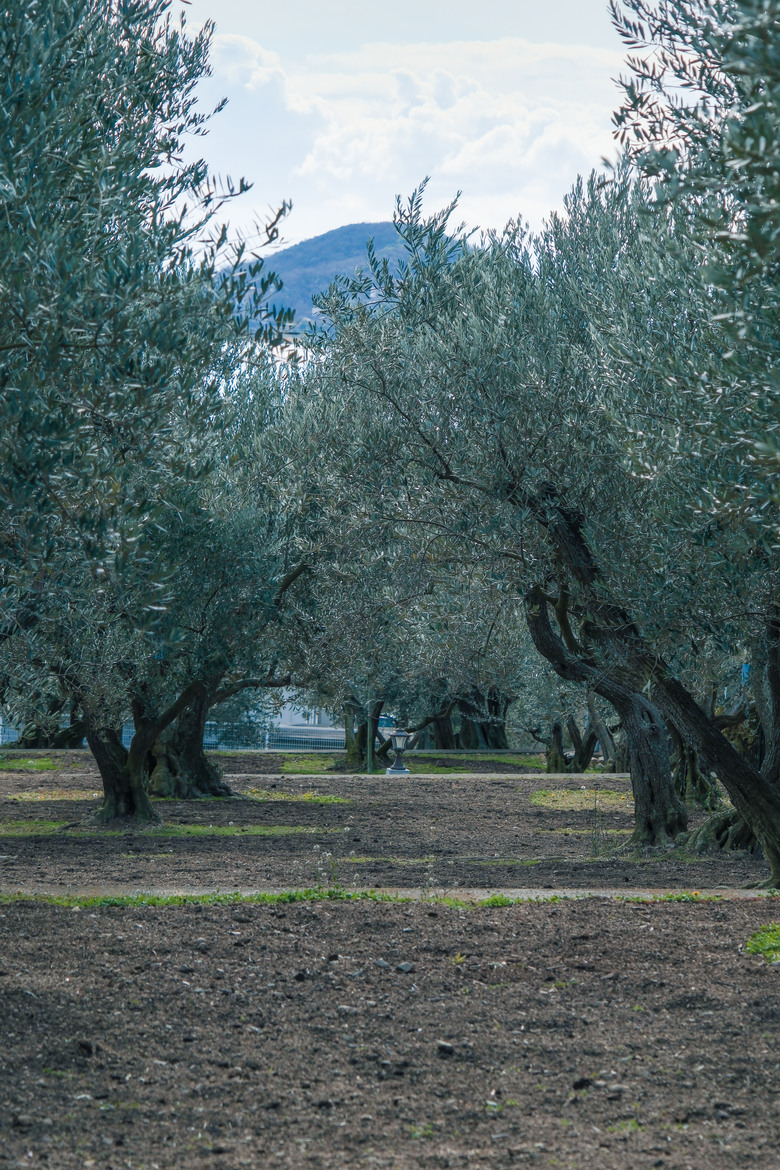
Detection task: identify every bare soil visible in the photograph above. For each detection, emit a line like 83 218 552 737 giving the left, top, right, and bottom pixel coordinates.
0 752 778 1169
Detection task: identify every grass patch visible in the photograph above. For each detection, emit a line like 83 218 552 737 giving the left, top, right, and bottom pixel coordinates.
246 787 349 804
0 755 57 772
481 857 543 867
0 820 343 838
745 922 780 962
0 819 69 836
280 755 337 775
8 789 100 802
0 888 412 910
147 824 341 838
530 788 632 812
345 855 436 865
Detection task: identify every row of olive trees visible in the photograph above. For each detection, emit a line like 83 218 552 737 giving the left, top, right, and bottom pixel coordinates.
0 2 544 824
282 0 780 881
5 0 779 885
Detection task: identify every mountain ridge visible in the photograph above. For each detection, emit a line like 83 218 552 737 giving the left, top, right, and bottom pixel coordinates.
259 220 404 325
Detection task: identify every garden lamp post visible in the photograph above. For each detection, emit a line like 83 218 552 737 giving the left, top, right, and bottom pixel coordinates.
386 727 413 775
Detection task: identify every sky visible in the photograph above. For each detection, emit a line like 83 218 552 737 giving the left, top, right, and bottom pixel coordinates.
177 0 629 250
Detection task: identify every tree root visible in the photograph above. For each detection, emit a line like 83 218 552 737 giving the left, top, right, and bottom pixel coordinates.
683 808 759 854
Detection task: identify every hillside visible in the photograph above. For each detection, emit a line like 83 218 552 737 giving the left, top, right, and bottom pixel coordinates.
262 220 404 326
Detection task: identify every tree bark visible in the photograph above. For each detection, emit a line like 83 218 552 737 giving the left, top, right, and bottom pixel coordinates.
668 723 722 810
587 694 617 769
518 484 780 883
546 722 568 772
456 687 510 750
525 589 686 845
431 711 456 750
566 714 598 772
87 681 205 822
84 722 157 822
612 692 686 844
148 690 232 799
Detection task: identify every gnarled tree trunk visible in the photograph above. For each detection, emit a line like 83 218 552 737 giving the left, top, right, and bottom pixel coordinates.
546 722 568 772
148 688 232 799
566 713 598 772
84 722 157 822
613 692 686 844
456 687 511 750
517 484 780 883
525 591 686 846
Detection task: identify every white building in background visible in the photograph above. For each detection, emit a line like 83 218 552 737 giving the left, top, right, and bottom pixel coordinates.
276 693 338 730
267 692 344 748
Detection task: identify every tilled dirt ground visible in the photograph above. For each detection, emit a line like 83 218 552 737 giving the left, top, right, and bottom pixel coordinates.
1 898 779 1170
0 752 778 1169
0 751 767 892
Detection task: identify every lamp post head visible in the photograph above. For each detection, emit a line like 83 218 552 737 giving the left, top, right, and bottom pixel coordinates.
386 727 412 775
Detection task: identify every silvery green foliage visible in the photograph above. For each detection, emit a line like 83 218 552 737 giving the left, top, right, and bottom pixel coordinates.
298 176 765 745
0 359 314 738
612 0 780 529
0 0 288 587
0 1 298 758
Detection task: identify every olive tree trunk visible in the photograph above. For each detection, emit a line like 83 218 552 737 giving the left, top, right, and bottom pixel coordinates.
148 690 232 799
513 485 780 882
456 687 511 750
525 590 686 845
84 723 157 822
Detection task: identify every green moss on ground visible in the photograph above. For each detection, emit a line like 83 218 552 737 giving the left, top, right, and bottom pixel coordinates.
9 789 100 801
280 755 337 774
246 787 349 803
0 820 343 838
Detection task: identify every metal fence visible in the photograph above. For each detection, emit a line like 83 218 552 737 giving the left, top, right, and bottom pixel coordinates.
116 723 346 752
1 722 345 752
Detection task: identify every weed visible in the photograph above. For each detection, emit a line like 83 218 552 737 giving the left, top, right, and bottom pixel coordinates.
745 922 780 963
409 1122 434 1139
451 952 467 965
651 891 720 903
312 845 340 889
607 1119 642 1134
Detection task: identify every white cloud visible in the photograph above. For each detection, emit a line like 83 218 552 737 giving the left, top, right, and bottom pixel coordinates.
208 34 285 90
191 27 626 246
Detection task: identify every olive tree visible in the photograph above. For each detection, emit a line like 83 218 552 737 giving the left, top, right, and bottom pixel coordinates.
298 181 780 874
0 0 291 817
